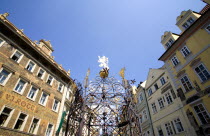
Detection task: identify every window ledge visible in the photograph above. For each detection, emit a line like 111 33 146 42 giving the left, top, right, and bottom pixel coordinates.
183 52 192 59
184 88 195 94
173 62 181 68
52 109 58 113
0 83 6 87
13 90 24 95
159 106 165 111
26 97 35 102
201 78 210 84
24 68 34 74
38 103 46 107
9 58 20 65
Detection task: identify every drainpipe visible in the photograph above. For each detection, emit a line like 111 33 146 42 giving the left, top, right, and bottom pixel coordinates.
143 88 155 136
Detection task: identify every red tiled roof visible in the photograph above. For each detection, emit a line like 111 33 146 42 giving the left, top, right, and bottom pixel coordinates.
200 4 210 14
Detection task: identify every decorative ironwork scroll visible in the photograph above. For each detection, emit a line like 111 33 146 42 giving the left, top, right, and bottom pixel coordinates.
65 69 141 136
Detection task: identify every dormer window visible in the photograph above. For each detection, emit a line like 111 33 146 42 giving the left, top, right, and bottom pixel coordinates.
165 38 174 49
182 17 194 30
182 23 189 29
187 17 194 24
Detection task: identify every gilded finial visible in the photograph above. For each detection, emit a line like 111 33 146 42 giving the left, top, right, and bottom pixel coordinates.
119 67 126 79
2 13 9 18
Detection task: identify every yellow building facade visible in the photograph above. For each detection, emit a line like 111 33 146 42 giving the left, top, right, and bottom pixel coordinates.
159 6 210 136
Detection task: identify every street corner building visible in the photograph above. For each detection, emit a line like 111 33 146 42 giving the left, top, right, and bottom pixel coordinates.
159 5 210 136
0 13 75 136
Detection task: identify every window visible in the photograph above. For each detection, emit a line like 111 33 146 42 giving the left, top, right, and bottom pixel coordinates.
187 17 194 24
139 116 143 123
180 75 193 92
14 79 27 94
14 113 27 130
39 92 49 106
165 122 173 135
37 68 45 79
26 61 35 72
160 77 166 85
27 86 38 100
158 98 164 109
0 107 13 126
194 103 210 124
182 23 189 29
165 43 170 48
165 38 174 49
47 75 53 85
148 88 152 96
11 50 23 63
29 118 39 134
143 110 147 120
168 39 174 45
194 64 210 82
154 83 159 90
52 99 60 112
165 93 173 105
58 83 64 92
0 38 5 47
139 93 143 103
205 24 210 33
171 56 179 66
157 126 164 136
181 46 190 57
0 68 11 85
46 124 53 136
174 118 184 133
151 103 157 114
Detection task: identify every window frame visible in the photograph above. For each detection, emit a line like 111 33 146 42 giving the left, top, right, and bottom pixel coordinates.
0 37 5 47
173 117 184 133
37 68 45 80
187 17 194 24
205 24 210 34
57 82 64 93
193 103 210 125
45 123 54 136
46 75 54 86
39 91 49 106
171 56 179 66
13 112 28 131
25 60 36 73
0 106 14 127
138 93 143 103
13 78 28 95
52 99 60 112
158 97 165 109
165 122 174 136
151 102 157 114
10 49 24 63
165 92 173 105
148 88 153 97
180 45 191 57
0 67 12 86
27 86 39 101
180 75 193 93
156 126 164 136
154 83 159 90
160 77 166 85
194 63 210 82
28 117 40 134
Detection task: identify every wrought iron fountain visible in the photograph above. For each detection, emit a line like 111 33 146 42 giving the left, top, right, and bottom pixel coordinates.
65 56 141 136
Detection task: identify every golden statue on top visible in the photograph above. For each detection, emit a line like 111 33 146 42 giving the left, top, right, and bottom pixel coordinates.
98 56 109 78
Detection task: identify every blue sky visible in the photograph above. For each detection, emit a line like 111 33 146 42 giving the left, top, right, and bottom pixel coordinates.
0 0 206 84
